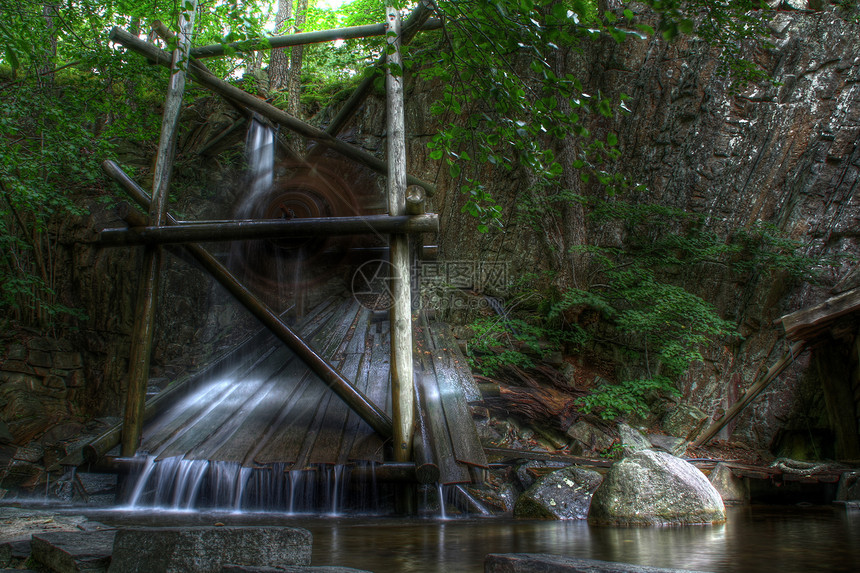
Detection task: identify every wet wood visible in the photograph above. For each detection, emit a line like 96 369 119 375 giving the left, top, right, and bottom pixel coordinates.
426 324 488 469
693 340 808 447
479 383 581 432
99 214 440 245
347 325 391 464
108 27 436 195
102 160 392 438
414 321 470 484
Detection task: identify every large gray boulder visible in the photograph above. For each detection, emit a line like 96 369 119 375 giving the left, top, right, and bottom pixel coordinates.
30 530 115 573
588 450 725 526
708 463 748 505
108 527 312 573
514 466 603 520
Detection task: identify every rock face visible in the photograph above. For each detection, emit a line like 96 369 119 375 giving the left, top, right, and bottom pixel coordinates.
514 466 603 520
108 527 312 573
588 450 726 526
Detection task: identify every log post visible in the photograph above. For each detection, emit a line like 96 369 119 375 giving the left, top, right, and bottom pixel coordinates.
386 7 414 464
121 1 197 458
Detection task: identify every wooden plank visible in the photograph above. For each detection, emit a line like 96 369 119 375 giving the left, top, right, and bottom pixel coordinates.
427 323 488 470
781 286 860 341
415 320 470 484
140 347 279 455
347 326 390 463
337 352 374 465
305 353 364 466
253 300 362 465
428 322 481 401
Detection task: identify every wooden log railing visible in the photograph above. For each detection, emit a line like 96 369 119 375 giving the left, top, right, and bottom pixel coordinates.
102 160 393 440
108 27 436 195
98 214 439 245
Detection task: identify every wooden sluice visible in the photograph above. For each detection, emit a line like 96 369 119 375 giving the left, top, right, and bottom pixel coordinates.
130 297 485 486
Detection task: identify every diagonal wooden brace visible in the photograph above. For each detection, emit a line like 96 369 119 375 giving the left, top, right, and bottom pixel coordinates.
102 160 393 439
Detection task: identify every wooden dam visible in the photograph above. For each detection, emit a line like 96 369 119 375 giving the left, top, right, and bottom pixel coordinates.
75 2 492 511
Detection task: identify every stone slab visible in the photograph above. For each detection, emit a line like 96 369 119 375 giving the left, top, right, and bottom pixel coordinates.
109 527 312 573
484 554 711 573
31 530 116 573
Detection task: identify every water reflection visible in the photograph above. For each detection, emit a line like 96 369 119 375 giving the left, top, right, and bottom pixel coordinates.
78 506 859 572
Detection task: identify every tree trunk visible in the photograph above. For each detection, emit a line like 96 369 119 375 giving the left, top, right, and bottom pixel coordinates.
286 0 309 118
269 0 293 91
38 2 58 87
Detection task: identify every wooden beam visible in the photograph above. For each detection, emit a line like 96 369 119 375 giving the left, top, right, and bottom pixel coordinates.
780 286 860 342
98 214 439 245
102 160 393 439
693 340 808 447
190 19 442 58
121 1 197 458
386 7 415 464
108 27 436 195
108 214 438 243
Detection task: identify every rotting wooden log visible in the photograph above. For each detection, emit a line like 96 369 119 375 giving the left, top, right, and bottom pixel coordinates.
102 160 393 439
386 6 415 465
693 340 808 447
308 1 435 162
98 214 440 245
121 2 197 458
478 383 581 432
108 27 436 195
190 19 441 59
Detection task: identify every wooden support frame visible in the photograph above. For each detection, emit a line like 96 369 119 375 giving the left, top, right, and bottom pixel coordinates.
109 27 436 195
103 160 393 439
98 214 439 245
121 1 197 458
386 7 415 464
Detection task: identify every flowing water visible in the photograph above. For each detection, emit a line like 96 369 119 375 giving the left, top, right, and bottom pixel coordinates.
72 505 859 572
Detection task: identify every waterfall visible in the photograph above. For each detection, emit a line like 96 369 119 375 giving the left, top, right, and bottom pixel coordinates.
239 116 275 217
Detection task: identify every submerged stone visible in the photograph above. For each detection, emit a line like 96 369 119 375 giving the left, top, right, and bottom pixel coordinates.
588 450 726 526
108 526 312 573
30 530 116 573
709 463 748 505
514 466 603 520
485 553 709 572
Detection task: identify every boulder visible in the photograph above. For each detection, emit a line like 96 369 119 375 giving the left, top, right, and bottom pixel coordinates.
566 421 615 455
515 460 567 490
661 405 708 442
485 554 709 572
836 471 860 501
588 450 726 526
108 527 312 573
30 530 116 573
514 466 603 520
647 434 687 457
708 463 748 505
617 423 651 457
